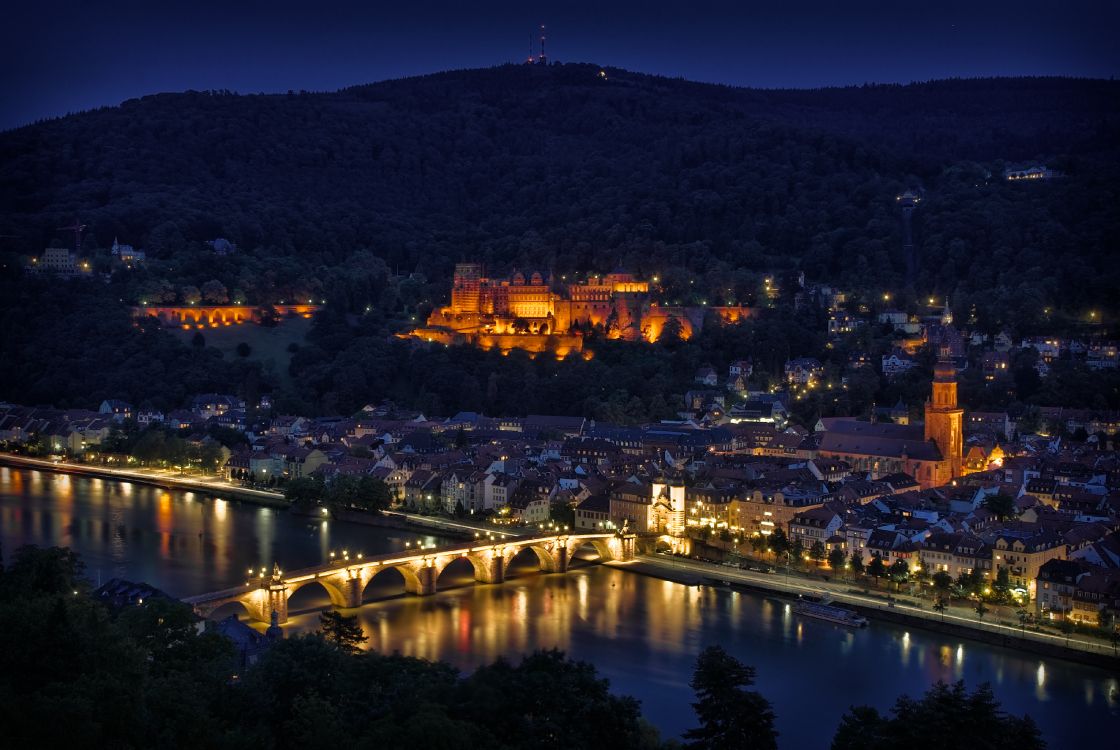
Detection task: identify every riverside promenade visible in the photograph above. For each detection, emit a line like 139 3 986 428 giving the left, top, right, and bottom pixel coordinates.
617 554 1120 670
0 453 534 539
0 453 289 506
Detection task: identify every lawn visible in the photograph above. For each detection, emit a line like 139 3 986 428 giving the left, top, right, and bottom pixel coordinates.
172 316 312 384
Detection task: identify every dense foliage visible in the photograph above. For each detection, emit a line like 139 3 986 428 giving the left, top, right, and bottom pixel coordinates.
0 545 1049 749
3 67 1118 421
684 645 778 750
831 681 1045 750
0 545 661 750
284 474 393 514
0 275 266 411
1 66 1118 322
5 269 1119 425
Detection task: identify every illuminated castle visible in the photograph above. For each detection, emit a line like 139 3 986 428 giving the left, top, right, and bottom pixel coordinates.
408 263 754 356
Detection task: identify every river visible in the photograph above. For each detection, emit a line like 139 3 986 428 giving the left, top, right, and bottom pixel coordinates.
2 466 1118 747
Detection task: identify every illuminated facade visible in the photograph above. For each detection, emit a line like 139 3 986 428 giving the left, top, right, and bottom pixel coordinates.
409 262 754 355
924 351 964 485
650 477 689 554
133 304 319 328
817 349 964 489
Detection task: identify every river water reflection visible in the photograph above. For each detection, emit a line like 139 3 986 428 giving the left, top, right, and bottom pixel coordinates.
3 467 1118 747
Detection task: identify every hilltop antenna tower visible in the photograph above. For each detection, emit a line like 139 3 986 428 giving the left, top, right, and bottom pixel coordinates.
527 31 534 64
538 24 547 65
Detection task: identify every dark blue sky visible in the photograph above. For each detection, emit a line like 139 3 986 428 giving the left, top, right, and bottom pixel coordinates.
2 0 1116 131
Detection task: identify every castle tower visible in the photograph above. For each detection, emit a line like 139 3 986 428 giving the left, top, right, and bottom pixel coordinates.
924 348 963 483
451 262 484 314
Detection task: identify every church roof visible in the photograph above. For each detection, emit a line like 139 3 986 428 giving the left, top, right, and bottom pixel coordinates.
818 425 942 462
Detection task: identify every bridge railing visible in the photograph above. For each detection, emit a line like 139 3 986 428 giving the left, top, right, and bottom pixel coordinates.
185 532 620 604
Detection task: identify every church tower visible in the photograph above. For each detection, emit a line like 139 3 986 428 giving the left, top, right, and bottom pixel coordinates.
924 347 963 484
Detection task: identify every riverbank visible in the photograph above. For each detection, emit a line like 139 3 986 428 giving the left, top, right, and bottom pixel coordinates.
616 555 1120 671
0 453 291 507
0 454 524 540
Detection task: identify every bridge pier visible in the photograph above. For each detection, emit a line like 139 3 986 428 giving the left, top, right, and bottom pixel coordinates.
343 576 364 609
404 564 437 596
187 534 622 625
239 581 289 625
608 534 637 562
551 543 570 574
473 553 505 584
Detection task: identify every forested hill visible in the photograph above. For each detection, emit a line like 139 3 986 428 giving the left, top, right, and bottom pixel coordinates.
1 64 1119 311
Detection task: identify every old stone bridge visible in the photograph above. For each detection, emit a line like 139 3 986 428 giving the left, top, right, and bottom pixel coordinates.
184 531 634 624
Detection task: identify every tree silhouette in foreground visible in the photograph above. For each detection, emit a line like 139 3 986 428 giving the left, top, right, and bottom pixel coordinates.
684 645 777 750
831 681 1044 750
318 610 367 654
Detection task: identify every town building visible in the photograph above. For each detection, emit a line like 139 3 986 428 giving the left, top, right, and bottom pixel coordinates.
881 349 917 379
32 247 89 275
817 351 964 489
784 358 823 386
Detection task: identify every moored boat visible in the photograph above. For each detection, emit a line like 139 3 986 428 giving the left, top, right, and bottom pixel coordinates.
794 597 868 627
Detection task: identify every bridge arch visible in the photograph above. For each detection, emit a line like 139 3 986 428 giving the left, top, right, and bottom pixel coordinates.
361 563 424 600
503 543 558 576
204 598 254 621
432 555 486 586
434 553 486 588
287 578 349 611
568 538 614 564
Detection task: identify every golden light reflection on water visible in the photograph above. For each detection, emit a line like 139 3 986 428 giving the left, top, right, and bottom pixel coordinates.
5 466 1120 746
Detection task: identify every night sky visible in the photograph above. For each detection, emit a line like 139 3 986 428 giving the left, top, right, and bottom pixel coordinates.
2 0 1117 131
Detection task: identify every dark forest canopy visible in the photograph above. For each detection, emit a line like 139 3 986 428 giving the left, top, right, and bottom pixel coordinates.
1 65 1118 315
0 544 1045 750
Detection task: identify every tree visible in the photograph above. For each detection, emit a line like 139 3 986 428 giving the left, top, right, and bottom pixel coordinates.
932 571 953 597
659 317 685 344
975 600 989 623
994 567 1012 601
198 440 225 473
191 331 205 348
983 493 1018 521
684 645 777 750
200 279 229 304
956 569 982 598
849 552 865 577
867 555 886 586
1059 618 1074 644
789 538 805 567
1 545 86 597
828 547 846 572
810 541 827 565
888 560 910 589
933 596 948 621
284 476 323 512
767 528 790 558
462 650 651 749
831 681 1044 750
317 610 367 654
235 342 252 357
179 285 201 305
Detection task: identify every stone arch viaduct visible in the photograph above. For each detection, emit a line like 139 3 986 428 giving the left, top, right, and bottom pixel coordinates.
184 532 634 625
